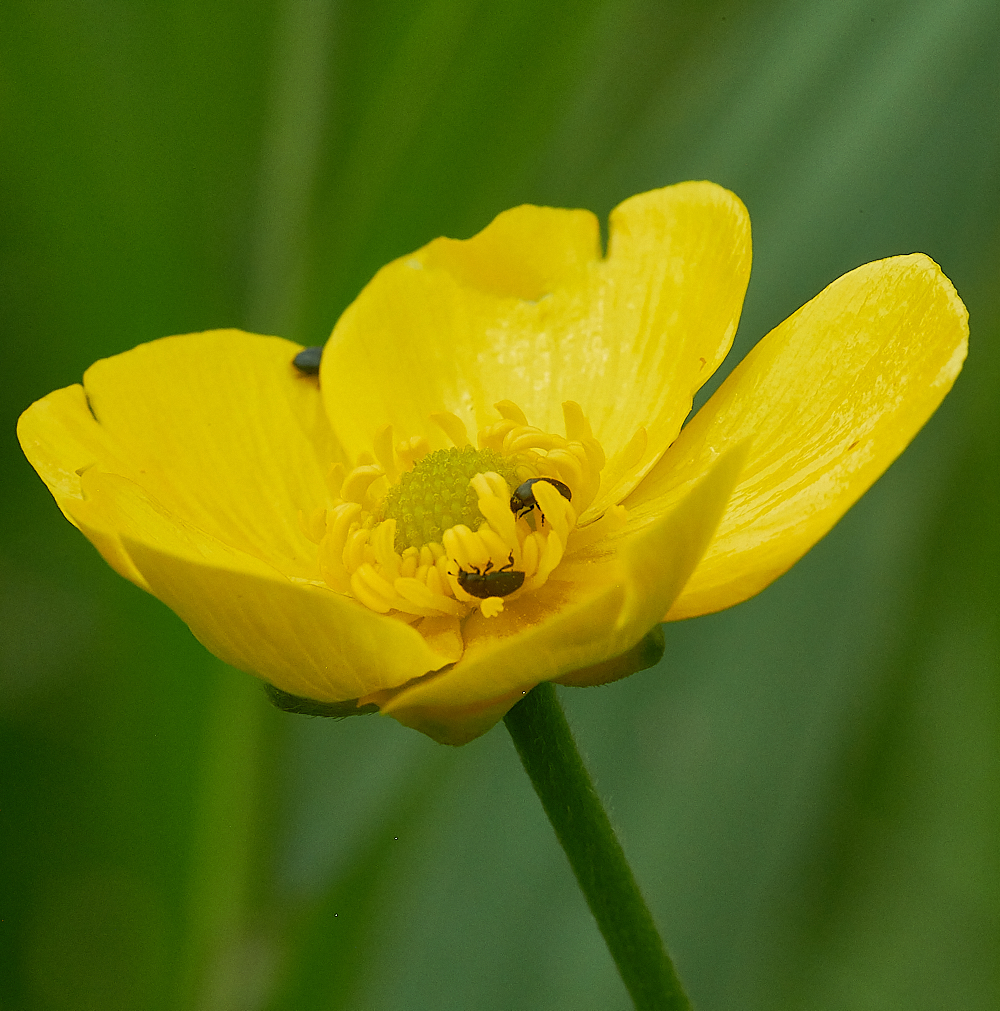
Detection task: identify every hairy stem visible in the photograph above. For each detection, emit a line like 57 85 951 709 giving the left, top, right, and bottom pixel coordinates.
504 682 692 1011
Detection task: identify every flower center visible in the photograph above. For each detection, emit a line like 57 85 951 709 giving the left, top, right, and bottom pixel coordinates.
379 446 522 551
302 400 607 620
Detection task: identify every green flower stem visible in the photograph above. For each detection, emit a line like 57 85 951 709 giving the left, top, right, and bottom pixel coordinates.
504 682 692 1011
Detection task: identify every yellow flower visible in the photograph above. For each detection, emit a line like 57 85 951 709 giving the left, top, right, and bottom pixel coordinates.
18 182 967 744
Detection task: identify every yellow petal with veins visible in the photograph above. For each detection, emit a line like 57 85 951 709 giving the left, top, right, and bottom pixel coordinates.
321 182 750 518
17 383 149 588
19 330 347 582
71 469 459 701
624 254 967 621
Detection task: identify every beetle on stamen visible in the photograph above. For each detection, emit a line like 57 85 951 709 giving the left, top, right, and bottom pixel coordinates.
454 552 525 599
510 477 573 521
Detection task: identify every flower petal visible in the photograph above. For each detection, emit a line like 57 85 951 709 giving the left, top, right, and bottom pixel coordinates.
589 184 751 513
20 330 345 581
18 383 150 588
379 581 625 744
378 446 745 742
321 182 750 512
70 469 458 701
628 254 968 621
419 203 600 302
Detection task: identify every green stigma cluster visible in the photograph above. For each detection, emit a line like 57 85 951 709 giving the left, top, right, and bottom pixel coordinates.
380 445 522 551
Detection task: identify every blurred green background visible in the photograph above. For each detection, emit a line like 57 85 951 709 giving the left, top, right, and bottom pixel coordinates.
2 0 998 1008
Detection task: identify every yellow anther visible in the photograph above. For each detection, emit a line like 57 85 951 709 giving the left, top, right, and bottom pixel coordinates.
477 523 514 565
494 400 528 426
372 425 398 483
520 532 541 577
562 401 594 443
329 501 362 547
474 488 517 550
350 565 394 613
325 462 346 500
479 597 505 619
299 506 327 544
524 530 564 592
469 472 489 497
533 479 575 541
431 411 471 447
318 527 351 593
396 435 430 469
478 418 518 451
542 448 584 490
343 526 370 572
443 524 490 570
484 472 510 499
400 549 418 578
584 437 606 474
505 428 564 454
395 577 466 617
342 464 383 504
441 528 462 566
371 520 401 580
426 563 447 597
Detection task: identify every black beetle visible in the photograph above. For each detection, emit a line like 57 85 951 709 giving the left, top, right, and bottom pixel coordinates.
455 552 525 599
292 345 323 375
509 477 572 520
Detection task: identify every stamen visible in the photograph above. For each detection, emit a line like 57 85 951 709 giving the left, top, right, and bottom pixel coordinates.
395 577 465 617
351 564 395 612
325 462 346 499
372 425 398 482
396 435 429 470
342 464 383 505
431 411 471 447
399 547 419 578
478 418 519 452
505 428 564 454
309 399 606 621
480 597 505 619
299 506 327 544
477 524 513 563
494 400 528 425
561 401 592 443
472 476 517 549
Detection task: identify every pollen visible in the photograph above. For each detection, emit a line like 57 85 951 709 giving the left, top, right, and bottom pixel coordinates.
306 400 610 621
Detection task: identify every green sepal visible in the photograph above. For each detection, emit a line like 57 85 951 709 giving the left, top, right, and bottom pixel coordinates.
264 683 379 718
